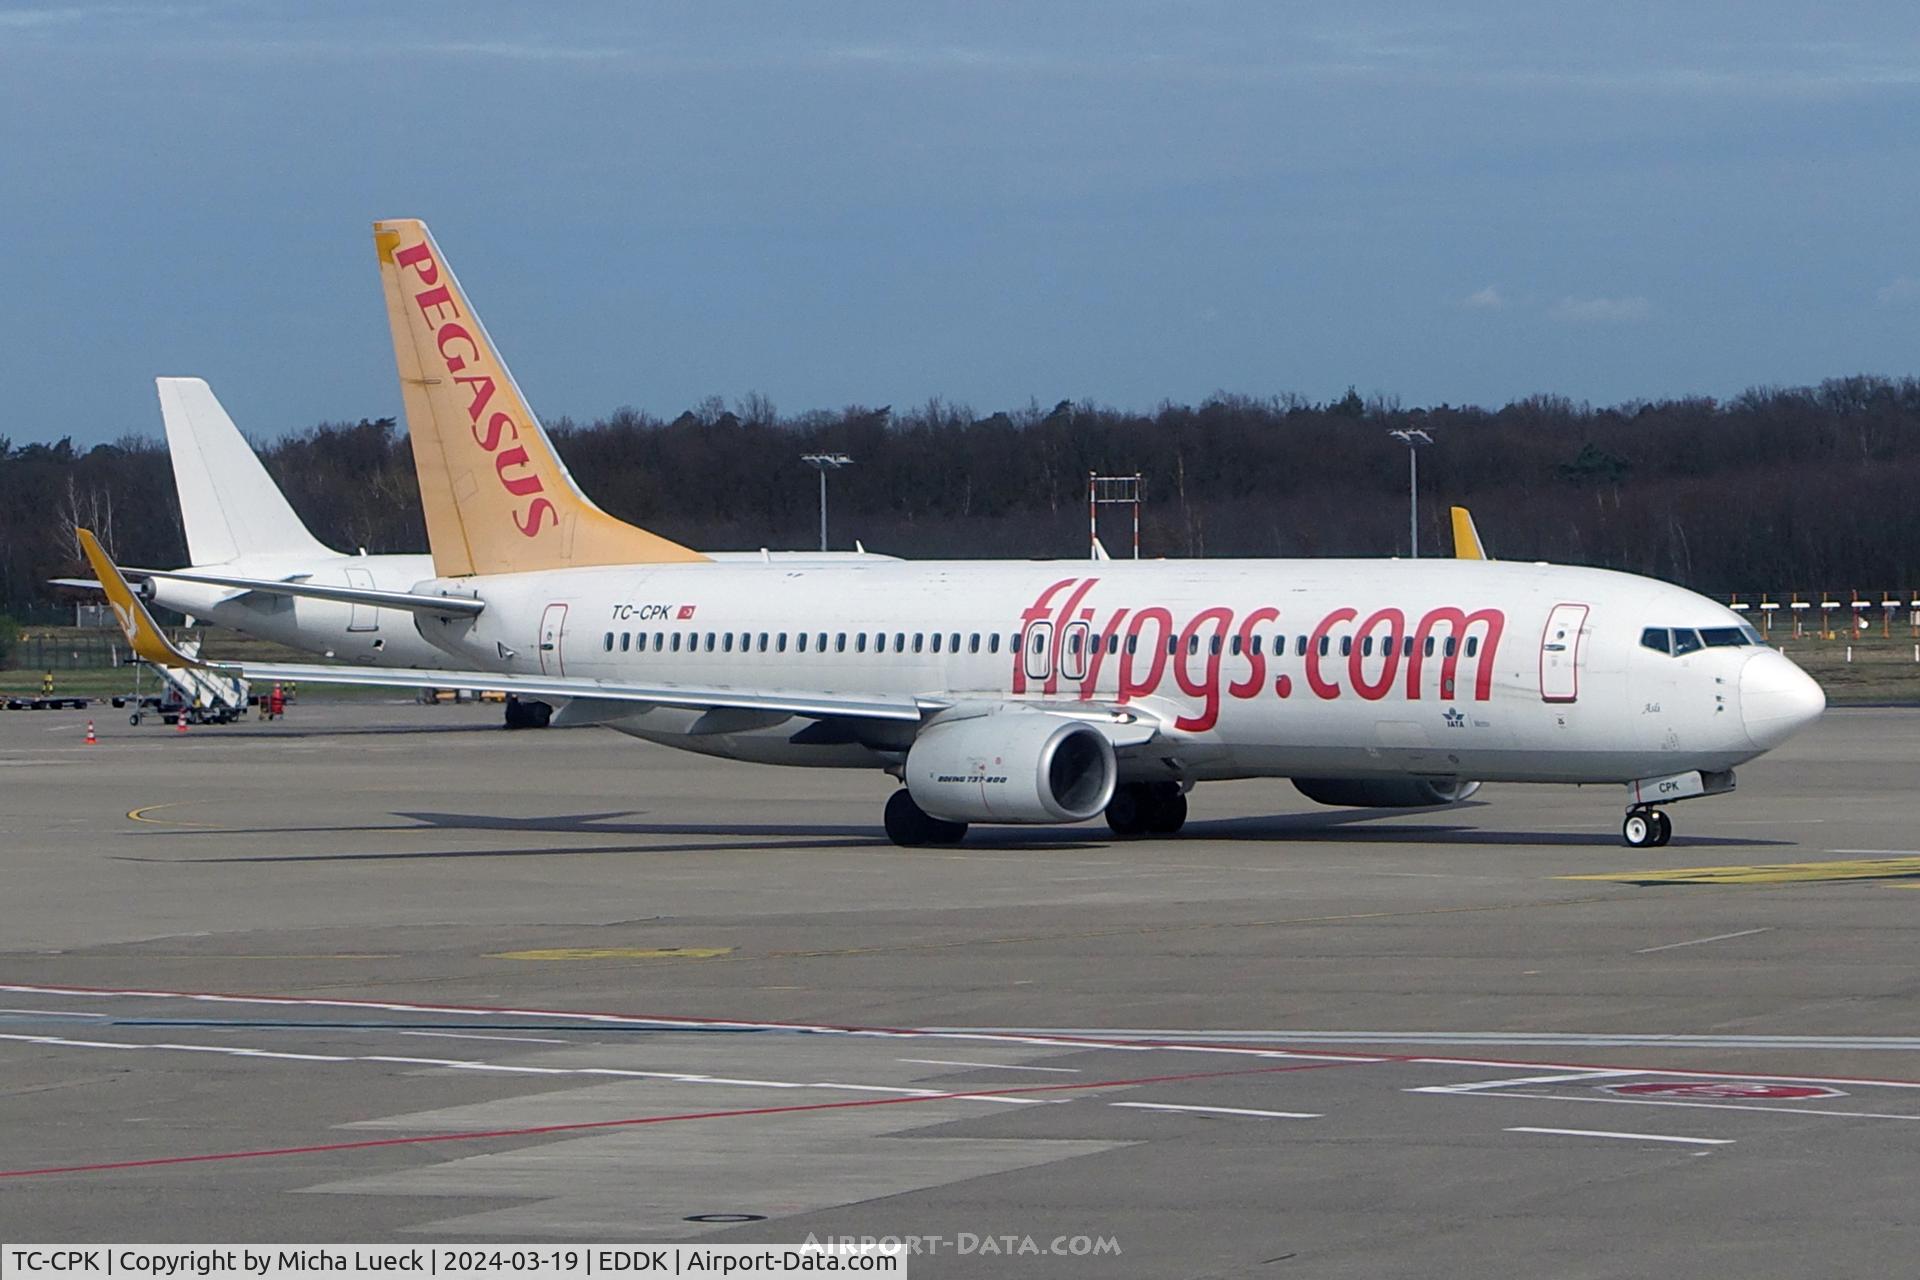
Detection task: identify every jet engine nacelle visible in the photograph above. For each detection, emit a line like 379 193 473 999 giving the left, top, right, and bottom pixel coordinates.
1292 777 1482 808
906 710 1117 824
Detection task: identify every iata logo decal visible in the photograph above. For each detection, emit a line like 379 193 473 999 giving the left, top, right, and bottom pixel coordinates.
1443 707 1466 729
390 240 558 540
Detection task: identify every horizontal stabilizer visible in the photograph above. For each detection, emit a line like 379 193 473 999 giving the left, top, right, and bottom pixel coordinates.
114 567 485 618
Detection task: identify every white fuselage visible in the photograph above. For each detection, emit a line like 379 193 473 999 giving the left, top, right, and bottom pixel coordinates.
147 551 901 670
401 556 1814 785
151 553 447 667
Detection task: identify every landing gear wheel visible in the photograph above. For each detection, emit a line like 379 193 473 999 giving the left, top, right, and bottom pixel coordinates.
1650 809 1672 847
883 788 967 848
1623 809 1659 848
1104 784 1149 837
503 697 553 730
1147 788 1189 835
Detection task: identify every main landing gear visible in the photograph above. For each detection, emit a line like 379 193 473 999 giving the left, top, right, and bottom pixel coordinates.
1105 781 1188 837
1622 806 1672 849
884 788 968 848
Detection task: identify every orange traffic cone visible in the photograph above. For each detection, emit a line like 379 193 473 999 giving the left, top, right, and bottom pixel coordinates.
85 720 97 745
175 714 188 735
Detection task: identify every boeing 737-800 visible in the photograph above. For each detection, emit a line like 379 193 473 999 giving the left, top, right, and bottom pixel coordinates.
80 219 1825 849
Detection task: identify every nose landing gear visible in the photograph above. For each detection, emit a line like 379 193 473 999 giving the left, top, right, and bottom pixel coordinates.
1622 806 1672 848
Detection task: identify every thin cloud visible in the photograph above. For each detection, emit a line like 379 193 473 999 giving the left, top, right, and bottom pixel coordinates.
1876 276 1920 305
1460 285 1507 311
1549 295 1651 324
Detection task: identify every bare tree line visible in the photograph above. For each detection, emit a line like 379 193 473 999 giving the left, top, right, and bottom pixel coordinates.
2 375 1917 615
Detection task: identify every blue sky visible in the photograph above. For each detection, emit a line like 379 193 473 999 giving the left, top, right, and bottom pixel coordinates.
4 1 1918 445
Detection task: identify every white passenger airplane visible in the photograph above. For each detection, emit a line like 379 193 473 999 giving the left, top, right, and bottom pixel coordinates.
79 219 1825 849
65 377 894 723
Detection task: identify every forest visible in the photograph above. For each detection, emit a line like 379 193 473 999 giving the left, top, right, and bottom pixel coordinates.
4 375 1918 620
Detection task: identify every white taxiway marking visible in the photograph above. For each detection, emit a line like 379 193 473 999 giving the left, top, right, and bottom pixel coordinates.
899 1058 1081 1073
398 1031 572 1046
1111 1102 1320 1119
1410 1070 1639 1095
1508 1127 1731 1145
0 1008 107 1019
1634 928 1772 954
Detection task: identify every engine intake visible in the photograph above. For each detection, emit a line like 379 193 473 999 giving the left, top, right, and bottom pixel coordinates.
1292 777 1482 808
906 710 1117 824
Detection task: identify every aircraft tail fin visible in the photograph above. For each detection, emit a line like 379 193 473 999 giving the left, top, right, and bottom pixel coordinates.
156 378 334 566
1451 506 1490 560
371 219 706 578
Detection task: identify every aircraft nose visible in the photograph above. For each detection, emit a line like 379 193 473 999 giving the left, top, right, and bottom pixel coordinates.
1740 649 1825 749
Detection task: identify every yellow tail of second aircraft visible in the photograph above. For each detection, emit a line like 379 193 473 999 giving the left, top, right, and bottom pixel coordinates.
373 219 706 578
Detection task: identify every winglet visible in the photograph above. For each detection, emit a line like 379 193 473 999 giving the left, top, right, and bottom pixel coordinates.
1450 506 1489 560
75 530 204 668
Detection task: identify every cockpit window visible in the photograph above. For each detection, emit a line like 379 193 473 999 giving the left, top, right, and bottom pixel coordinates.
1645 624 1768 657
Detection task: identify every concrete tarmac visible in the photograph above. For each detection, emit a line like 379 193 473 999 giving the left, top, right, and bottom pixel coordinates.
2 699 1918 1277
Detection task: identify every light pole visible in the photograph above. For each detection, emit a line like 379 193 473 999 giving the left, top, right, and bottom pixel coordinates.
800 453 854 552
1386 428 1433 557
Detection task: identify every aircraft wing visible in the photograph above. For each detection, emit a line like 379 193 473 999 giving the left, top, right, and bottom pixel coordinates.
75 529 923 724
225 660 928 722
110 566 485 618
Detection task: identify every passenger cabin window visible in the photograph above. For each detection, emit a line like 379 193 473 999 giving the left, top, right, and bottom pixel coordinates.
1466 636 1479 657
636 632 648 652
653 632 663 650
1297 635 1308 657
670 633 682 652
602 632 613 652
855 634 867 653
1444 636 1457 657
1362 636 1373 657
988 634 1000 654
1340 636 1352 657
816 632 827 652
757 633 769 652
835 633 846 652
950 632 961 652
969 633 981 654
722 634 733 653
913 633 924 654
930 633 941 653
796 632 807 652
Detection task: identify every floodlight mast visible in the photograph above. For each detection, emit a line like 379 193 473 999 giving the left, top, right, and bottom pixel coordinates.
1386 428 1434 557
800 453 854 552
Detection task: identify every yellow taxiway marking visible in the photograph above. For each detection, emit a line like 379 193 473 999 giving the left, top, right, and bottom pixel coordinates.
491 947 736 961
126 802 216 828
1563 856 1920 886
